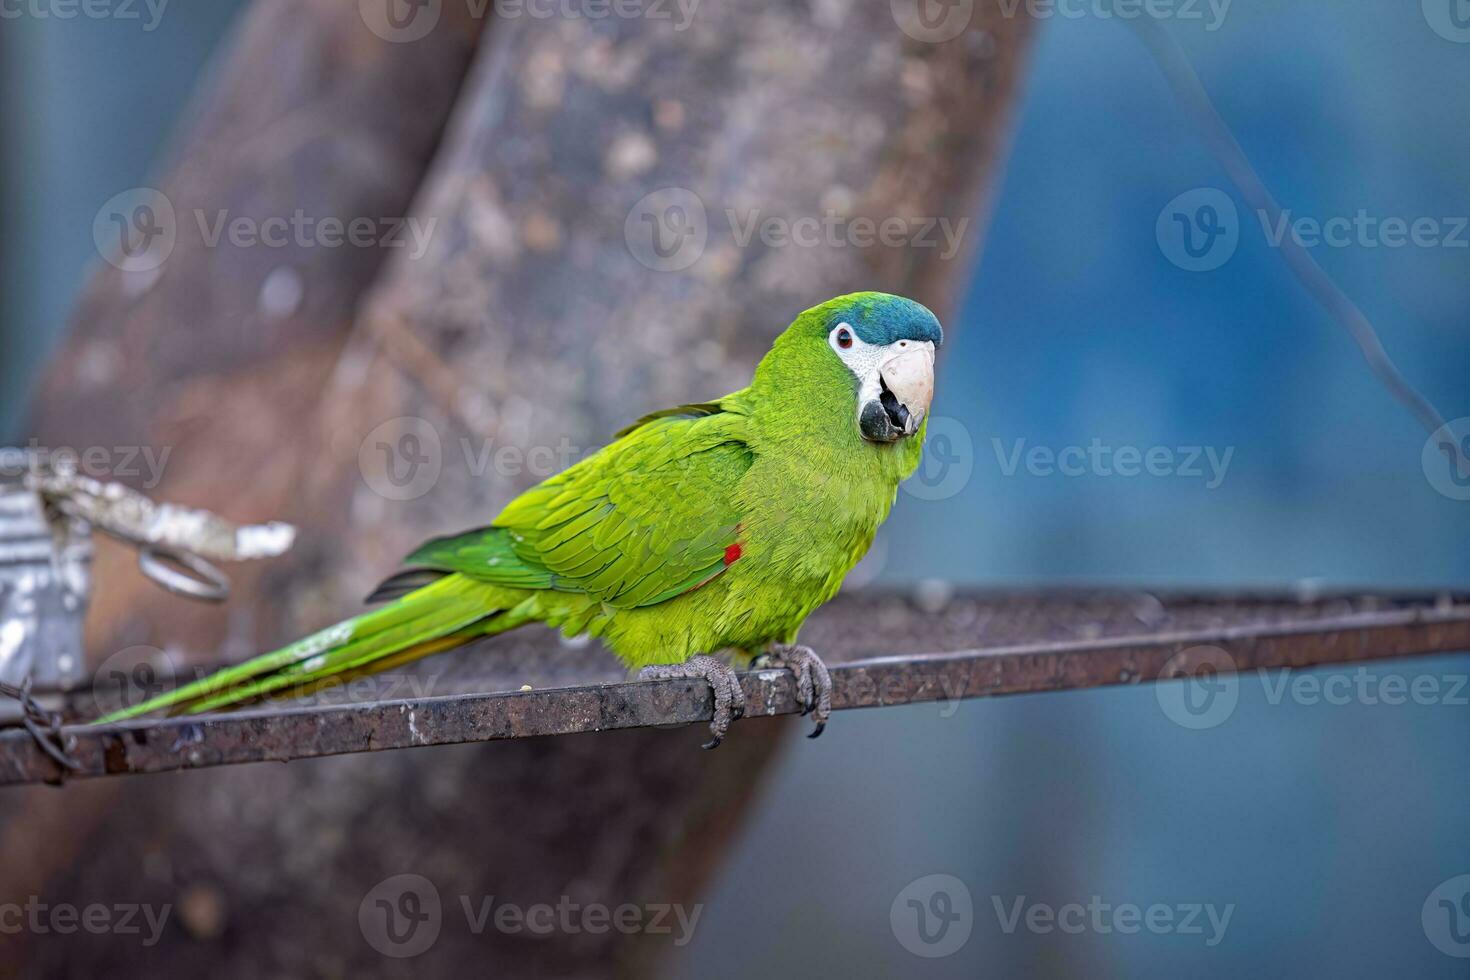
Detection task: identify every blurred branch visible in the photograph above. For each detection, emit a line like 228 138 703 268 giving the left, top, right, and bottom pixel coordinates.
359 308 498 439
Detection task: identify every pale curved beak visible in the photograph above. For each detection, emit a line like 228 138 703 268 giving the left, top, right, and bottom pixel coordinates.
881 348 935 430
860 346 935 443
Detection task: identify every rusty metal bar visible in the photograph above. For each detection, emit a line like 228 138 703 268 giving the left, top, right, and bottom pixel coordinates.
2 592 1468 786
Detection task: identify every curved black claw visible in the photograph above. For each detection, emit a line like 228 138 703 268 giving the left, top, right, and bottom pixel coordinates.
760 644 832 738
639 655 746 749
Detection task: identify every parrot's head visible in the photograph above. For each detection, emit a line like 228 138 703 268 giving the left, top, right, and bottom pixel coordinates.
763 291 942 446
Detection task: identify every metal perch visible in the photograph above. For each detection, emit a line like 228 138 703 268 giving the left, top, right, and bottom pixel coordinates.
3 587 1465 786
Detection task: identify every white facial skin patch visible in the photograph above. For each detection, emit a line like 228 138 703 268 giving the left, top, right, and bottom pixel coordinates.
828 322 936 436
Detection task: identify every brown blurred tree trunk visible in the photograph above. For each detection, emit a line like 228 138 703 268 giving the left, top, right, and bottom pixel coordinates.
6 2 1034 976
1 0 488 969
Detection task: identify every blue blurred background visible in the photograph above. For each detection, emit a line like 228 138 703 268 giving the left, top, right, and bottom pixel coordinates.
690 6 1470 979
3 3 1468 978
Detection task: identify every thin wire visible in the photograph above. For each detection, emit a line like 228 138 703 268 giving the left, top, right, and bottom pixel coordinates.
0 677 79 778
1128 17 1465 472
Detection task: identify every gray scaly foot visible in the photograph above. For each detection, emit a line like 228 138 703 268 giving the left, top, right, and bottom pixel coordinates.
755 644 832 738
640 655 746 750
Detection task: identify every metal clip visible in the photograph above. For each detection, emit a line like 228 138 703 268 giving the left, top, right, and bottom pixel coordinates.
18 452 296 603
137 546 231 603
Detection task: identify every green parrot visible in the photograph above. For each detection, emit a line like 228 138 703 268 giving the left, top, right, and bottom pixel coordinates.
97 291 942 746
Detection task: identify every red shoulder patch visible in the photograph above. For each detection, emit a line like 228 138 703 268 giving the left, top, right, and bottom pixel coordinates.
723 543 743 566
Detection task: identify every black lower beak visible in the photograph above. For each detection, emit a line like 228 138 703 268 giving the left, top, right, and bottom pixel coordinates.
860 378 913 443
860 401 902 443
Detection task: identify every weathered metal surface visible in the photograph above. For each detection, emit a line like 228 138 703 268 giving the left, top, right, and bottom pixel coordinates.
4 588 1467 786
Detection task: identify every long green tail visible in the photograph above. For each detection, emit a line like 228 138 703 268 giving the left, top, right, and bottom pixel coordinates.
93 576 508 723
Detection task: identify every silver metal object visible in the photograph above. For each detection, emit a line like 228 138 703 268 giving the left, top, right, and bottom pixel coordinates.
0 449 296 713
0 484 91 703
28 465 296 566
137 546 230 603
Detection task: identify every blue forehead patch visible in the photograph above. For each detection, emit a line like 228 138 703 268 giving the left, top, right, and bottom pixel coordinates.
826 293 943 348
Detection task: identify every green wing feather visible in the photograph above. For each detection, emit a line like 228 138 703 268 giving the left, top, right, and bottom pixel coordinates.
613 402 725 438
408 405 751 608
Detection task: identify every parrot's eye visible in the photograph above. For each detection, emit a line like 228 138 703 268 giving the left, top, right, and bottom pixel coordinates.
835 326 854 349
